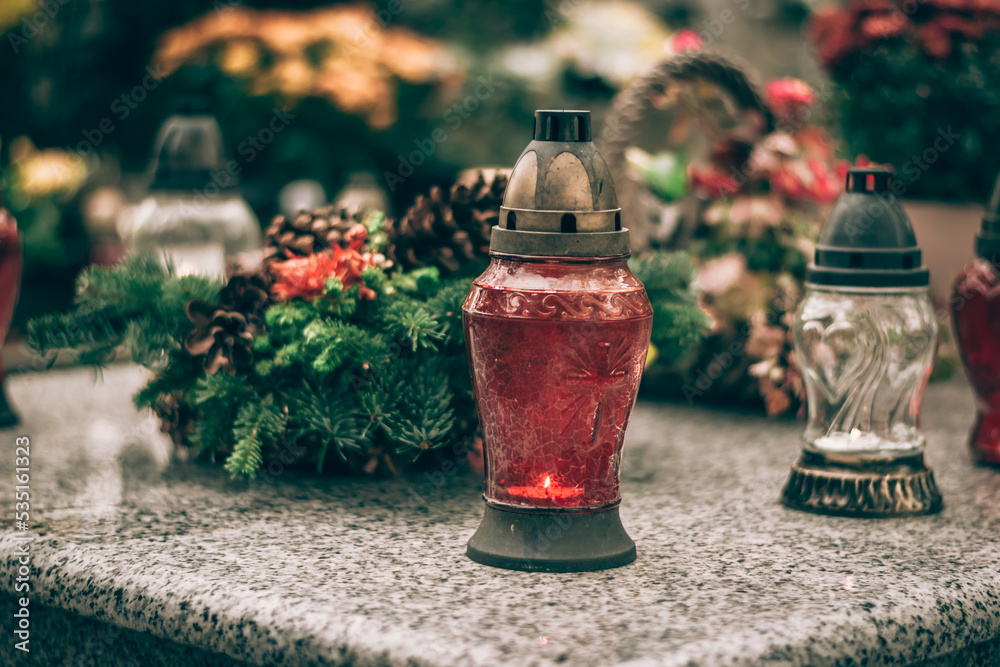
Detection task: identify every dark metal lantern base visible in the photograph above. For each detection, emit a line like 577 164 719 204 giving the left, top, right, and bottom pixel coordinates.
466 502 636 572
781 449 943 517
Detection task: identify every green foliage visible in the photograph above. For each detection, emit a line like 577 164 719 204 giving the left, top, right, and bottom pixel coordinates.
25 254 220 369
829 33 1000 202
631 251 712 367
28 249 709 477
225 394 287 477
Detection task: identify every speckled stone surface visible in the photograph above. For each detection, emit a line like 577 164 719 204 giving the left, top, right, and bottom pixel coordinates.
1 364 999 666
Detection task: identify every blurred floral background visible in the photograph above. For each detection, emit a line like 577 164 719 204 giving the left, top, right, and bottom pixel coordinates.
2 0 993 420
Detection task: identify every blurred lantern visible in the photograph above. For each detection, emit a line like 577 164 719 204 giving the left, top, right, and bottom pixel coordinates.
782 168 942 516
0 202 21 427
117 105 260 277
463 111 652 571
332 172 391 217
277 180 327 220
951 173 1000 466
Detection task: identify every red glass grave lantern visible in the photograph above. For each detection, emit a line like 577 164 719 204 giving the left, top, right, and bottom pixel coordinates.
0 207 21 427
951 174 1000 465
463 110 652 571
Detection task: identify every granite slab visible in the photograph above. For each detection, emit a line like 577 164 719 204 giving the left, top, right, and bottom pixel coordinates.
1 364 999 666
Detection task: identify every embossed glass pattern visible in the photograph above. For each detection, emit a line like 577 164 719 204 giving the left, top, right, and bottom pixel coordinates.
463 256 652 509
794 286 938 457
951 258 1000 464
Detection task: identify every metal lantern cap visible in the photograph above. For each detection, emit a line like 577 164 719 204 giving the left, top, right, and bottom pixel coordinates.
149 102 236 192
491 110 629 257
806 168 929 289
978 171 1000 263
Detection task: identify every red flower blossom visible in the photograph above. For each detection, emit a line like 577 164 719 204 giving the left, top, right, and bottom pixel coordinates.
859 13 907 40
671 29 703 52
270 244 377 301
689 164 740 198
918 22 953 58
766 79 817 120
772 158 846 204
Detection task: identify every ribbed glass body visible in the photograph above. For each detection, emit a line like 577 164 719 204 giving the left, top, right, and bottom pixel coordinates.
463 255 652 510
118 191 261 276
794 285 938 457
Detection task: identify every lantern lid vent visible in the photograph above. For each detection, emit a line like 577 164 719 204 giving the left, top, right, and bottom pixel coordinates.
807 168 929 289
490 110 628 257
148 101 236 192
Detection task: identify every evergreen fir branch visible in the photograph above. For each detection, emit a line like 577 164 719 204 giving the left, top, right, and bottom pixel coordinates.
289 383 366 469
264 301 318 345
426 279 473 346
301 319 367 374
630 251 700 304
650 302 713 363
315 278 359 319
390 266 441 298
380 363 455 453
124 317 177 369
359 267 388 296
358 378 392 435
380 299 444 352
25 253 220 371
194 373 254 459
24 307 128 357
72 253 167 312
225 394 287 477
133 350 204 410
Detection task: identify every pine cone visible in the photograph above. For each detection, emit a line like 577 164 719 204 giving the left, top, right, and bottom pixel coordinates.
263 206 370 266
386 170 507 275
184 300 255 375
219 273 271 328
154 393 195 446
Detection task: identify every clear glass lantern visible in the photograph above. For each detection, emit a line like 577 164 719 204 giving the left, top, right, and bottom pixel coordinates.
118 107 261 277
464 111 652 571
782 168 943 517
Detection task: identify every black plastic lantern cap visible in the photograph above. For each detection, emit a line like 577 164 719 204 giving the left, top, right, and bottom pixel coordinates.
533 110 591 142
807 168 929 289
148 105 236 192
978 172 1000 263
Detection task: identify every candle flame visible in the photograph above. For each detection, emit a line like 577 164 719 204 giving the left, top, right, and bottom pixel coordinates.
543 475 551 489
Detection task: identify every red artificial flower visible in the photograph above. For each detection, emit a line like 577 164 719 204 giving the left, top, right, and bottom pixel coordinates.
671 29 703 52
771 158 846 204
809 0 911 68
918 22 954 58
766 79 817 120
688 163 740 198
270 244 377 301
859 13 907 40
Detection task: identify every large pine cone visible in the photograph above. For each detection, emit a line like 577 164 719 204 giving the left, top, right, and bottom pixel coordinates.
264 206 369 265
386 169 507 275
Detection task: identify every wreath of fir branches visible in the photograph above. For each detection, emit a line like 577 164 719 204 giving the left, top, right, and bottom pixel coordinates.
26 213 707 478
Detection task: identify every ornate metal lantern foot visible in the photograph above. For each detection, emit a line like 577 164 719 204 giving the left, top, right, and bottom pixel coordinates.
781 450 943 518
